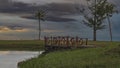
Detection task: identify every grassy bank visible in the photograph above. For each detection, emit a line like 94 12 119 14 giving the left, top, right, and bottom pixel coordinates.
18 41 120 68
0 40 44 51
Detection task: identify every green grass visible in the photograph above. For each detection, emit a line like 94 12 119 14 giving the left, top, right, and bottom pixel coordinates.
0 40 44 51
18 41 120 68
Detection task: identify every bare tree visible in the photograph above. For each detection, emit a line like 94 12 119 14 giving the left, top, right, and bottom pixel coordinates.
35 9 45 40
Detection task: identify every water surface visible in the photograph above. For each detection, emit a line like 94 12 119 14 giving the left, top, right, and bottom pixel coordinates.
0 51 40 68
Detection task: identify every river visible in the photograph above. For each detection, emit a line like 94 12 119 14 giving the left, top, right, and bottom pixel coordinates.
0 51 42 68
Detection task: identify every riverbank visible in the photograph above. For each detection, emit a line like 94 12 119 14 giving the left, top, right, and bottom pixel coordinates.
18 41 120 68
0 40 44 51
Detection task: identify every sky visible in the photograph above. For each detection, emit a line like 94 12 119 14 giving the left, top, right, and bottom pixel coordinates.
13 0 84 3
12 0 74 4
0 0 120 41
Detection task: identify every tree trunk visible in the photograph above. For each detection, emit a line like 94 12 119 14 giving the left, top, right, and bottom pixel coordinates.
93 27 97 41
107 16 112 42
39 19 41 40
93 0 97 41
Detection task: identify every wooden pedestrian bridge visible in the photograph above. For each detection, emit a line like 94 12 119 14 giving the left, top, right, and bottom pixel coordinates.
44 36 93 51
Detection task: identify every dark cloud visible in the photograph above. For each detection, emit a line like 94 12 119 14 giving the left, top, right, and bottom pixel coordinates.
21 3 78 22
0 0 11 7
0 0 119 23
0 0 120 13
0 0 120 22
21 15 76 22
46 16 76 22
0 0 78 14
43 3 77 15
0 1 35 13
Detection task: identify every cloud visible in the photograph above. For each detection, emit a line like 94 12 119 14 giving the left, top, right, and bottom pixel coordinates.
0 26 29 33
0 1 78 14
0 0 77 15
0 13 119 40
0 1 34 13
42 29 63 33
0 13 38 40
20 3 78 22
0 0 11 7
0 0 120 40
12 0 74 4
46 16 76 22
0 13 36 28
22 15 76 22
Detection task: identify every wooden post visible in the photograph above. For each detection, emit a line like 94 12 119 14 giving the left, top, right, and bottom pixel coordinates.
50 36 52 46
78 38 83 45
66 36 69 47
58 36 61 46
70 37 75 47
62 37 65 46
44 36 48 51
44 36 47 46
86 38 88 45
76 36 78 47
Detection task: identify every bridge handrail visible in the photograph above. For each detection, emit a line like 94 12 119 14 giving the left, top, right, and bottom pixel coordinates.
44 36 88 47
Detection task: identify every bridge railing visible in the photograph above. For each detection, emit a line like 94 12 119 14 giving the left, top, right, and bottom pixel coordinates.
44 36 88 47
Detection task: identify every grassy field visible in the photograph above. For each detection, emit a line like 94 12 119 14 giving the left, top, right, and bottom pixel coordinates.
18 41 120 68
0 40 44 51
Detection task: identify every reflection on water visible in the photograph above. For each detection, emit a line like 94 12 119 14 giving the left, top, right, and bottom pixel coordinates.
0 51 10 55
0 51 40 68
